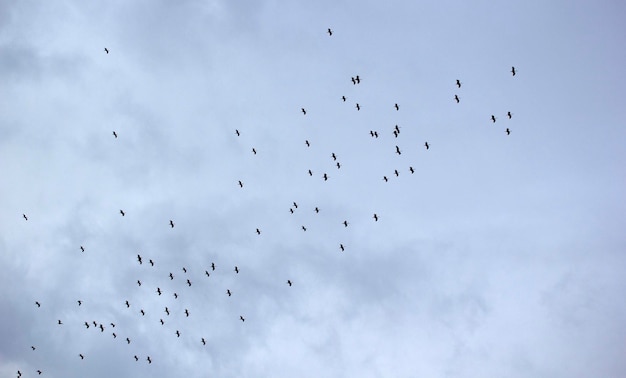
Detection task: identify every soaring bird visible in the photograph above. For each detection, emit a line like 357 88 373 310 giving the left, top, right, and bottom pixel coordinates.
137 254 142 264
147 356 152 364
373 214 379 221
252 148 256 155
84 322 89 329
126 337 131 344
113 131 117 138
234 266 239 273
79 354 84 360
205 270 210 277
370 130 374 137
336 162 341 169
511 66 516 76
156 288 162 296
186 279 192 287
120 210 125 216
395 145 401 155
314 207 320 213
58 320 62 325
182 267 187 273
351 77 356 85
331 153 337 161
137 280 141 286
302 226 307 231
110 323 116 327
169 272 174 280
327 28 332 36
323 173 328 181
356 103 360 111
31 346 36 350
140 309 145 316
160 319 164 325
240 315 245 322
456 79 461 88
238 180 243 188
23 214 28 220
235 129 240 136
289 208 294 214
507 111 512 119
394 103 399 111
77 300 82 306
394 169 399 177
293 201 298 208
37 370 42 375
340 244 345 251
185 309 189 317
165 307 170 315
342 96 346 102
169 220 174 228
35 301 41 307
256 228 261 235
454 95 460 103
301 108 306 115
383 176 388 182
491 115 497 123
409 166 415 174
393 130 398 138
134 355 139 361
211 262 215 271
112 332 116 338
424 142 430 150
355 75 360 83
149 259 154 266
374 131 378 138
125 300 130 308
305 140 310 147
395 125 400 134
227 289 232 297
93 321 97 327
343 220 349 227
80 246 84 252
287 280 292 286
104 47 109 54
202 338 206 345
506 128 511 135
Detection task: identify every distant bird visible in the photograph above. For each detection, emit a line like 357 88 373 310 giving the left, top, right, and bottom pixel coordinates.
110 323 115 327
394 169 399 177
234 266 239 273
120 210 125 216
240 315 245 322
165 307 170 315
252 148 257 155
393 130 398 138
37 370 42 375
125 300 130 308
323 173 328 181
331 153 337 161
104 47 109 54
355 75 360 84
23 214 27 220
395 145 401 155
511 66 516 76
454 95 460 103
205 270 210 277
342 96 346 102
456 79 461 88
351 77 356 85
301 108 306 115
18 371 21 377
290 208 294 214
77 300 82 306
211 262 215 271
169 220 174 228
383 176 388 182
126 337 131 344
373 214 378 221
149 259 154 266
84 322 89 329
160 319 164 325
169 272 174 280
305 140 310 147
182 267 187 273
137 254 142 264
394 103 399 111
356 103 360 111
302 226 307 231
238 180 243 188
93 321 97 327
370 130 374 137
293 201 298 208
424 142 430 150
147 356 152 364
58 320 62 325
256 228 261 235
35 301 40 307
409 166 415 174
314 207 320 213
113 131 117 138
340 244 345 251
202 338 206 345
79 354 84 360
186 279 191 287
336 162 341 169
137 280 141 286
491 115 497 123
227 289 232 297
506 128 511 135
327 28 332 36
134 355 139 361
157 288 162 295
31 346 35 350
395 125 400 134
99 323 104 332
112 332 116 338
175 294 180 301
235 129 240 136
287 280 292 286
374 131 378 138
185 309 189 317
507 111 512 119
343 220 348 227
80 246 84 252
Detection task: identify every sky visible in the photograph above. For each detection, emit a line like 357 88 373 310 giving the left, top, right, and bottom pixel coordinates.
1 0 625 377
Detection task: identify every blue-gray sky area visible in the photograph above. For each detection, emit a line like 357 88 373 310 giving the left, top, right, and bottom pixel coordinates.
1 1 625 377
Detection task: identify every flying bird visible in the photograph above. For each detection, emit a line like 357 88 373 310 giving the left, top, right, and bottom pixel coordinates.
99 323 105 331
373 214 378 221
126 337 131 344
342 96 346 102
110 323 115 327
169 272 174 280
302 226 307 231
395 125 400 134
507 111 512 119
104 47 108 54
120 210 125 216
31 346 36 350
160 319 164 325
256 228 261 235
58 320 62 325
202 338 206 345
37 370 42 375
290 208 294 214
149 259 154 266
394 103 399 111
383 176 388 182
125 300 130 308
182 267 187 273
351 77 356 85
506 128 511 135
336 162 341 169
147 356 152 364
23 214 28 220
511 66 516 76
137 254 142 264
77 300 82 306
169 220 174 228
293 201 298 208
394 169 399 177
374 131 378 138
305 140 310 147
370 130 374 137
134 355 139 361
156 288 162 296
409 166 415 174
252 148 257 155
323 173 328 181
79 354 84 360
340 244 345 251
234 266 239 273
80 246 84 252
84 322 89 329
113 131 117 138
331 153 337 161
185 309 189 317
35 301 40 307
227 289 232 297
355 75 360 83
456 79 461 88
240 315 245 322
454 95 460 103
314 207 320 213
186 279 192 287
395 145 401 155
491 115 497 123
205 270 210 277
301 108 306 115
343 220 348 227
112 332 116 338
327 28 332 36
235 129 240 136
393 130 398 138
165 307 170 315
137 280 141 286
424 142 430 150
211 262 215 271
287 280 292 286
238 180 243 188
356 103 360 111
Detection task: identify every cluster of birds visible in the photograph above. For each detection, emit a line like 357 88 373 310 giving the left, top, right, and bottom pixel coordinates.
17 28 518 377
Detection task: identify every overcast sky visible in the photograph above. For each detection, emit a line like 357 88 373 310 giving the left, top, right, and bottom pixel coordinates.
1 1 625 377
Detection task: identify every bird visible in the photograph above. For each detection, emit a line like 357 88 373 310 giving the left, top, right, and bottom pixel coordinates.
93 321 97 327
234 266 239 273
84 322 89 329
37 370 42 375
507 111 512 119
342 95 346 102
355 75 360 83
134 355 139 361
169 272 174 280
58 320 62 325
112 332 116 338
35 301 40 307
305 140 310 147
238 180 243 188
147 356 152 364
104 47 109 54
373 214 379 221
356 103 360 111
327 28 332 36
331 153 337 161
290 208 294 214
302 226 307 231
395 145 401 155
287 280 292 286
383 176 388 182
394 169 399 177
506 128 511 135
149 259 154 266
424 142 430 150
182 267 187 273
256 228 261 235
394 103 399 111
160 319 164 325
137 254 142 264
395 125 400 134
77 300 82 306
235 129 240 136
99 323 104 332
137 280 141 286
31 346 35 350
211 262 216 271
125 300 130 308
80 246 84 252
343 220 348 227
165 307 170 315
110 323 115 327
176 330 181 338
156 288 162 295
301 108 306 115
491 115 497 123
456 79 461 88
293 201 298 208
370 130 374 137
120 209 125 216
340 244 345 251
409 166 415 174
336 162 341 169
18 371 21 377
227 289 232 297
323 173 328 181
126 337 131 344
169 220 174 228
205 270 210 277
173 292 178 298
186 279 192 287
22 214 28 220
314 207 320 213
454 95 460 103
185 309 189 317
393 130 398 138
79 354 84 360
511 66 516 76
251 147 257 155
240 315 245 322
202 338 206 345
113 131 117 138
374 131 378 138
351 77 356 85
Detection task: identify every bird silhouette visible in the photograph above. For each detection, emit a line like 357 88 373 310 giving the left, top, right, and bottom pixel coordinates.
93 321 97 327
293 201 298 208
383 176 388 182
301 108 306 115
302 226 307 231
327 28 332 36
99 323 105 331
340 244 345 251
507 111 512 119
323 173 328 181
373 214 379 221
137 255 142 264
137 280 141 286
374 131 378 138
287 280 292 286
351 77 356 85
202 338 206 345
395 125 400 134
314 207 320 213
104 47 108 54
120 210 125 216
77 300 82 306
409 166 415 174
23 214 28 220
58 320 62 325
169 272 174 280
84 322 89 329
456 79 461 88
356 103 360 111
506 128 511 135
113 131 117 138
234 266 239 273
343 220 348 227
35 301 40 307
126 337 131 344
165 307 170 315
355 75 360 83
134 355 139 361
336 162 341 169
157 288 162 295
342 96 346 102
393 130 398 138
331 153 336 161
394 103 399 111
169 220 174 228
79 354 84 360
185 309 189 317
37 370 42 375
251 147 257 155
235 129 240 136
186 279 191 287
256 228 261 235
205 270 210 277
424 142 430 150
240 315 245 322
147 356 152 364
125 300 130 308
511 66 516 76
110 323 115 327
80 246 84 252
238 180 243 188
182 267 187 273
227 289 232 296
491 115 497 123
305 140 310 147
290 208 294 214
160 319 164 325
31 346 35 350
370 130 375 137
394 169 399 177
211 262 215 271
395 145 401 155
454 95 460 103
112 332 116 338
149 259 154 266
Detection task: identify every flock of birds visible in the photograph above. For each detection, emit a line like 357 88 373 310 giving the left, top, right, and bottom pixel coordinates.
16 28 517 377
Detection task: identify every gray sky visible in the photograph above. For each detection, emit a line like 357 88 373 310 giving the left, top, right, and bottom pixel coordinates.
1 0 625 377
